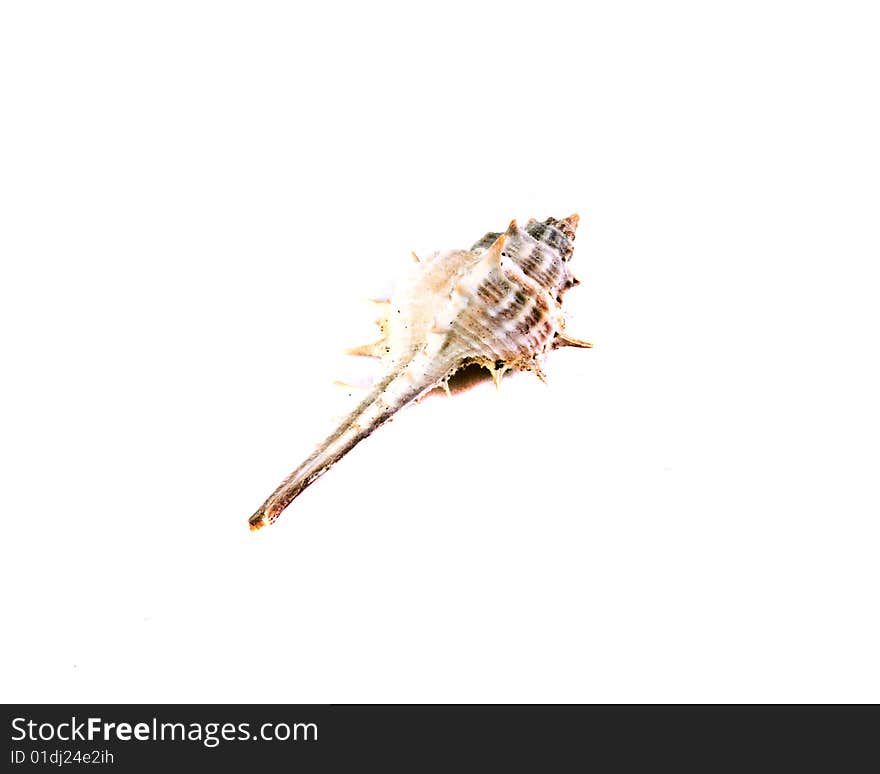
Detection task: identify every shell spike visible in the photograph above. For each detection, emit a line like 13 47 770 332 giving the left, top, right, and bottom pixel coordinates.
556 213 580 240
346 340 387 358
484 233 506 266
530 362 548 383
554 332 593 349
489 363 508 390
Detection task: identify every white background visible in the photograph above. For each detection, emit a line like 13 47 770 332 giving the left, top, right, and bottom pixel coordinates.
2 1 878 703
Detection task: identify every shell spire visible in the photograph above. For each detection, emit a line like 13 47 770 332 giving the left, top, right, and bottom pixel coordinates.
248 214 590 531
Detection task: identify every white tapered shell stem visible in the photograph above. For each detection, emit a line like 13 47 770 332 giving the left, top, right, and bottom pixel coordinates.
248 360 449 531
249 214 586 530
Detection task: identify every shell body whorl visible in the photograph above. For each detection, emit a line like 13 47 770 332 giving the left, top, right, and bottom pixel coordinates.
248 214 589 531
386 215 582 380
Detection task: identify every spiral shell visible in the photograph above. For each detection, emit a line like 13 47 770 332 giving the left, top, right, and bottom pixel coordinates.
248 214 590 531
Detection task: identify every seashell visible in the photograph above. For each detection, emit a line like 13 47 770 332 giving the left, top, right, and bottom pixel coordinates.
248 214 591 531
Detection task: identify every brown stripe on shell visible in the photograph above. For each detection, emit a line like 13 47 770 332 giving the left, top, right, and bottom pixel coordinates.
449 259 558 364
503 224 571 303
494 288 530 320
513 243 564 292
475 277 508 306
525 220 574 259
